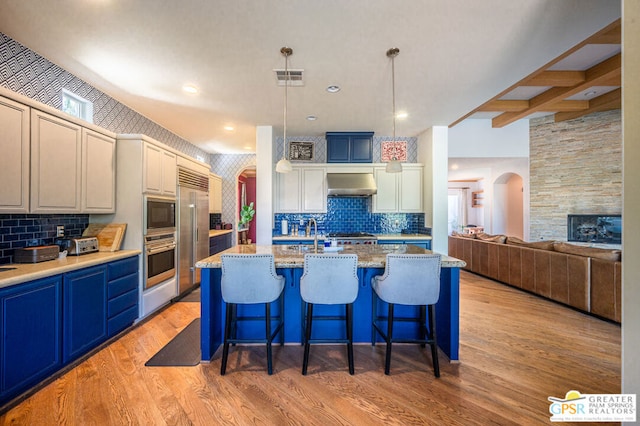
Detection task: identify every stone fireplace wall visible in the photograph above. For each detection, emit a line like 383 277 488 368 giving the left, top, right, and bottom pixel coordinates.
529 110 622 241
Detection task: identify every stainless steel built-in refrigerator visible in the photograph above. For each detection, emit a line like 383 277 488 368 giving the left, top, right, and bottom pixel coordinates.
177 168 210 297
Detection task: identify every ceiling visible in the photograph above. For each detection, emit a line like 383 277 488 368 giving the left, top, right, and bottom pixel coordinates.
0 1 621 154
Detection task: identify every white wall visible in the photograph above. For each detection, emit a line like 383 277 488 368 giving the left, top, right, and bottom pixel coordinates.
255 126 273 245
493 173 524 238
622 0 640 408
419 126 449 254
448 119 529 158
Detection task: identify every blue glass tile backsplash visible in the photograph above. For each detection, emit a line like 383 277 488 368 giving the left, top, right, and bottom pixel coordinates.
0 214 89 264
273 197 428 236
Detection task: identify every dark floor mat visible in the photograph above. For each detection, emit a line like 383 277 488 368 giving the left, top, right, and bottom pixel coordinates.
145 318 201 366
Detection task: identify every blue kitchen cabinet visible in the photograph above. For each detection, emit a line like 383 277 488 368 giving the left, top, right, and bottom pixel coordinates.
63 265 108 363
379 239 432 250
209 233 233 256
326 132 373 163
106 256 139 337
0 276 62 403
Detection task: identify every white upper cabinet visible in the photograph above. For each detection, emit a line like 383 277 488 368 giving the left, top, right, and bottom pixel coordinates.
0 96 30 213
30 109 83 213
275 166 327 213
143 142 176 196
1 92 117 214
209 173 222 213
302 168 327 212
82 128 116 213
373 165 423 213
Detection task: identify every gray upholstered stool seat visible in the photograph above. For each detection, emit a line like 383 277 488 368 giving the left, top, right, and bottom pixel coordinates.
300 253 359 375
371 253 442 377
220 254 285 375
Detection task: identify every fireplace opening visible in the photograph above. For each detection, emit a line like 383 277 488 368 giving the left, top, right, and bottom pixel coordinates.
567 214 621 244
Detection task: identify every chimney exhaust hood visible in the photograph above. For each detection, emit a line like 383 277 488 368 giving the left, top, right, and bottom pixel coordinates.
326 173 377 197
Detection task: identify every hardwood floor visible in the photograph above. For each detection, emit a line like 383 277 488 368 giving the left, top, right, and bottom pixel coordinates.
1 271 621 425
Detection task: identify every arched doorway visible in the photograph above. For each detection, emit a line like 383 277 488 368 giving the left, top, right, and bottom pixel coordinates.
237 167 257 244
493 172 523 238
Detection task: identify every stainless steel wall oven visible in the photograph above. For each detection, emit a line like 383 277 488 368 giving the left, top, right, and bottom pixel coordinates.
144 232 176 289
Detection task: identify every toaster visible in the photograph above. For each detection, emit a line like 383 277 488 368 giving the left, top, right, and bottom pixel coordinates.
57 237 100 255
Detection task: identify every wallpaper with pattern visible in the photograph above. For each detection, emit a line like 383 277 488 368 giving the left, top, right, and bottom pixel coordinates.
0 32 209 161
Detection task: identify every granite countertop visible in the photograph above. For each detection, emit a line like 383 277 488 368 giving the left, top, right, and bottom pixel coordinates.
196 244 465 269
209 229 233 238
0 250 141 289
271 233 432 241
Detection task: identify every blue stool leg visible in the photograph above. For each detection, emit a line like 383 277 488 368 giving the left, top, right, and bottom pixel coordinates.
302 303 313 375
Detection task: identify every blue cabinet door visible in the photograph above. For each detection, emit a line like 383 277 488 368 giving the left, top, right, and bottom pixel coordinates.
326 132 373 163
0 276 62 402
326 135 351 162
63 265 107 363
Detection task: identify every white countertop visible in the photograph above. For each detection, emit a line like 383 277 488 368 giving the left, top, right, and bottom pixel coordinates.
0 250 141 289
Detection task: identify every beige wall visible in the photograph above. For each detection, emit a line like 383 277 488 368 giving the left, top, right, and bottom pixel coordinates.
622 0 640 403
529 110 622 241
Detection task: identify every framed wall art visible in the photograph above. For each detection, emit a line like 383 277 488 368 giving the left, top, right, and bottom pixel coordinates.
288 141 314 161
381 141 407 162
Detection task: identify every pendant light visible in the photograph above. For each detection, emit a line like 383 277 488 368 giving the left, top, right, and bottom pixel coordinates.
276 46 293 173
385 47 402 173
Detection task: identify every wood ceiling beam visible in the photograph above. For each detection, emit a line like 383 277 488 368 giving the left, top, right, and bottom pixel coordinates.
491 53 621 128
554 88 621 122
478 99 589 112
477 100 529 112
449 18 621 128
526 71 585 86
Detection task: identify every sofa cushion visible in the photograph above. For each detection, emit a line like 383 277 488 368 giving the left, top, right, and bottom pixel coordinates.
451 231 476 239
506 236 555 251
475 233 507 244
553 242 621 262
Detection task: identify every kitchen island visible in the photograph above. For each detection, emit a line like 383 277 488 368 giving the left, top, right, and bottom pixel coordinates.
196 244 465 362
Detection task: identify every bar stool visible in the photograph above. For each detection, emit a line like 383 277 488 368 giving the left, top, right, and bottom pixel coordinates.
300 253 359 375
371 254 441 377
220 254 285 375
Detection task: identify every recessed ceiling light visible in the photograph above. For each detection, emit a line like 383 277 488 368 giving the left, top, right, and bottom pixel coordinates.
224 125 235 131
244 146 252 150
306 115 318 121
326 85 340 93
182 84 198 94
396 112 408 119
451 164 459 170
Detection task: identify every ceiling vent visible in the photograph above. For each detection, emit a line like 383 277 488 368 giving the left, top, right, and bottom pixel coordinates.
274 69 304 86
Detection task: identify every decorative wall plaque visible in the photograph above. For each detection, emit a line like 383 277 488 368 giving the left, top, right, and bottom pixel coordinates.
288 141 314 161
381 141 407 162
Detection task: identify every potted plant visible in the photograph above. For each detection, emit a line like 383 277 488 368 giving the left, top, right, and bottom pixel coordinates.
239 202 255 244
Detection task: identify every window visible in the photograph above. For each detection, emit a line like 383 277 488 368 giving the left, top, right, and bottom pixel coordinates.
61 89 93 123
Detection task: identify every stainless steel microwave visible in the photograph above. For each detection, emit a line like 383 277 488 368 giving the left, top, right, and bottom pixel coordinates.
145 196 176 234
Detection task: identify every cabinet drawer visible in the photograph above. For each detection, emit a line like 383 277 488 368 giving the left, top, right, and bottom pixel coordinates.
107 256 138 281
108 273 138 299
107 305 138 337
108 289 138 318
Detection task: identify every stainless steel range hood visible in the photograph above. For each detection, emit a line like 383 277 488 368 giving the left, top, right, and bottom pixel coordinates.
326 173 377 197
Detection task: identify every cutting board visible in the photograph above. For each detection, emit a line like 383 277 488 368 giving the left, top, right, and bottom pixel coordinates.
83 223 127 252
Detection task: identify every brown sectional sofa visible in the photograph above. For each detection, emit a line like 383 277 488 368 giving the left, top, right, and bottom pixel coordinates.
448 233 622 323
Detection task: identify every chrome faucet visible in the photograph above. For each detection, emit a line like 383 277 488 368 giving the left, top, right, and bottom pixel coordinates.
309 218 318 253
